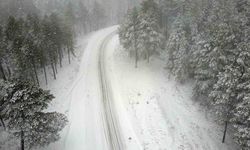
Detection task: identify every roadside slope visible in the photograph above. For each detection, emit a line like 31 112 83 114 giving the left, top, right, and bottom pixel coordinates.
106 34 239 150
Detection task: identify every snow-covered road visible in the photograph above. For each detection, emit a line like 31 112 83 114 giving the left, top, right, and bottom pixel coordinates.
63 26 141 150
99 31 125 150
64 27 119 150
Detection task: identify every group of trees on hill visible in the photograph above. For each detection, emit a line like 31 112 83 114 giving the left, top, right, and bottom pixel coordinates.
0 0 39 21
119 0 250 149
0 13 74 86
0 13 71 149
64 1 108 33
162 0 250 148
0 1 76 149
0 0 109 34
119 0 164 68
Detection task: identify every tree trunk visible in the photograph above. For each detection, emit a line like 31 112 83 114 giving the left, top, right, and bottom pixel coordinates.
21 112 25 150
32 59 39 86
222 120 228 143
43 65 48 85
30 72 36 85
59 55 62 68
51 62 56 80
133 21 138 68
0 116 5 130
21 129 25 150
147 50 150 63
68 46 71 64
58 48 63 68
135 49 138 68
54 61 58 74
62 48 65 58
7 66 11 79
0 62 6 81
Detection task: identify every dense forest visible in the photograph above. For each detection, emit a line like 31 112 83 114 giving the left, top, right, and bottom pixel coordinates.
119 0 250 149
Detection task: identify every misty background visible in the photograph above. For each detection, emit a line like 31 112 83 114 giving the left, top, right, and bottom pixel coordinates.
0 0 143 34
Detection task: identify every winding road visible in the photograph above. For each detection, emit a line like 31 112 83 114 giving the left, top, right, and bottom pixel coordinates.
64 26 125 150
98 31 124 150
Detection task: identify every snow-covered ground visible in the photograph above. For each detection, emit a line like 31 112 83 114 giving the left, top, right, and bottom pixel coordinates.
105 34 239 150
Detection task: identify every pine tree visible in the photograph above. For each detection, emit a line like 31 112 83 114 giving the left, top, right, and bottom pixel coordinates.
138 0 163 63
49 13 64 68
166 17 189 82
119 9 134 56
63 24 75 65
119 7 140 67
5 17 29 80
64 2 76 32
0 80 67 150
22 14 42 86
19 112 67 149
228 19 250 147
0 25 7 81
232 97 250 149
42 15 58 80
0 79 9 129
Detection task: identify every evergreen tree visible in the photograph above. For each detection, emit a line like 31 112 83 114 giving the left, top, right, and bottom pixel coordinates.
232 96 250 149
5 17 28 80
229 21 250 147
0 80 67 150
119 7 140 67
137 0 163 63
0 25 7 81
19 112 67 149
22 14 42 85
42 15 58 80
166 17 189 82
64 2 76 32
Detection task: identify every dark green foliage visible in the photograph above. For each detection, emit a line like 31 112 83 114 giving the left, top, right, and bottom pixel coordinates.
119 0 163 66
1 80 52 118
158 0 250 148
0 80 67 149
121 0 250 148
19 112 68 149
0 13 75 84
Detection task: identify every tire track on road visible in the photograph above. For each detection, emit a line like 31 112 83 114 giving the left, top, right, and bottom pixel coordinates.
98 30 124 150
